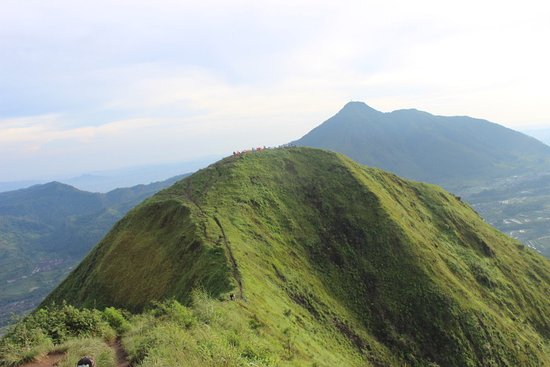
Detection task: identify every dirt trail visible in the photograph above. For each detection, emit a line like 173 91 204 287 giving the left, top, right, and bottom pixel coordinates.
213 215 244 299
184 185 244 299
19 338 131 367
19 352 64 367
111 337 131 367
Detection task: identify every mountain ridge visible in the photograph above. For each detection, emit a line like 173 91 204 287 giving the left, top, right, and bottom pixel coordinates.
45 147 550 366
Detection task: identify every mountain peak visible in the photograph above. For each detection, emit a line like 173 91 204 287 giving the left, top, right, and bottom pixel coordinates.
43 181 74 189
339 101 381 114
295 103 550 185
35 181 87 194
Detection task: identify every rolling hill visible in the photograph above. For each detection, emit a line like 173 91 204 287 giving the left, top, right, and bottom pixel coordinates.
294 102 550 257
45 148 550 366
0 175 187 327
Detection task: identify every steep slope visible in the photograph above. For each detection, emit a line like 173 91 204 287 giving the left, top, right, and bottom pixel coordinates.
294 102 550 187
0 175 187 327
46 148 550 366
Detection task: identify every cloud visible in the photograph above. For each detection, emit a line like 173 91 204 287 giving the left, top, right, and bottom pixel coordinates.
1 0 550 180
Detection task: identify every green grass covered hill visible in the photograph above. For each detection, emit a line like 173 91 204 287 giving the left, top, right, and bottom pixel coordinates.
44 147 550 366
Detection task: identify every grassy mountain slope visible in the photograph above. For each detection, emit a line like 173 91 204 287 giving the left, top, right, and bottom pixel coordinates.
46 148 550 366
0 175 186 327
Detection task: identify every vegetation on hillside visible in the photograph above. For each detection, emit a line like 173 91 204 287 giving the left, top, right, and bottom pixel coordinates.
0 303 116 366
1 292 293 367
30 148 550 365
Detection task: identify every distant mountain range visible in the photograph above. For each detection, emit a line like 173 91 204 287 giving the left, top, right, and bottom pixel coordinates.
294 102 550 256
0 175 187 327
294 102 550 188
0 156 219 193
46 148 550 366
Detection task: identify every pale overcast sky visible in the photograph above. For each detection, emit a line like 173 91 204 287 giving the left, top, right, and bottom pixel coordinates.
1 0 549 181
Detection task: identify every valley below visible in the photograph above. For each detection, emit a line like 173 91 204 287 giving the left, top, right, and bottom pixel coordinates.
463 172 550 258
0 255 73 329
0 175 187 329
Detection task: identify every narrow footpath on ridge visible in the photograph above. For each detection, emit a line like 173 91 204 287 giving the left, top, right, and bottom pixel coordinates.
111 337 132 367
19 337 131 367
214 215 245 300
184 181 245 300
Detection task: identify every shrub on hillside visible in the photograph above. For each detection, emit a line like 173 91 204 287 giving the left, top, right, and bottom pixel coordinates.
103 307 130 333
0 304 115 367
29 303 111 343
150 299 196 329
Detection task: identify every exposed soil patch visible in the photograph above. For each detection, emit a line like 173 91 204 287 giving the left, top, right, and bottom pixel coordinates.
19 352 64 367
